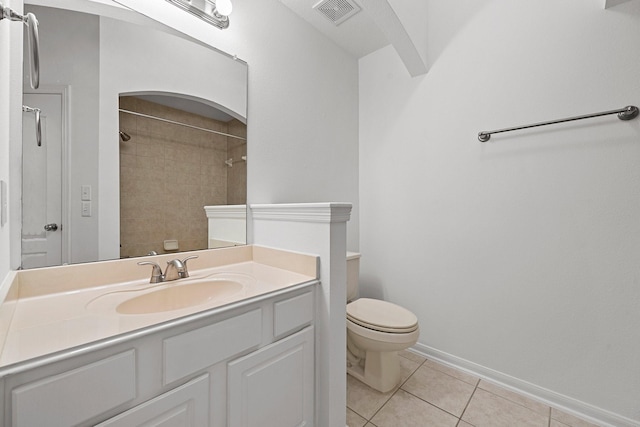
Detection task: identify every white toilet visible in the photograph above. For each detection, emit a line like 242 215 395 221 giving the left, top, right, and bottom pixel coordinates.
346 252 420 393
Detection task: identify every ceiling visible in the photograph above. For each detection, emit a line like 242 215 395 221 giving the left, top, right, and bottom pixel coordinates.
277 0 390 58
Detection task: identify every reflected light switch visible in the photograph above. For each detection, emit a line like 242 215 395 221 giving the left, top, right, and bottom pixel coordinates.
81 185 91 201
81 201 92 217
1 180 6 227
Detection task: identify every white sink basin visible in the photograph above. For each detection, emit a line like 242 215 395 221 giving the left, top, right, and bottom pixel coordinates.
85 273 255 315
116 279 244 314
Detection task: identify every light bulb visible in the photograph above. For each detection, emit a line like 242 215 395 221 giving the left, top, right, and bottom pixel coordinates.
215 0 233 16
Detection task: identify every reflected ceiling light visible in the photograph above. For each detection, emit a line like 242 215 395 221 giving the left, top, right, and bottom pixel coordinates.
165 0 233 29
215 0 233 16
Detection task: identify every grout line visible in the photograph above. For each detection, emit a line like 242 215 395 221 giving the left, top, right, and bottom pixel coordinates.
366 357 425 423
397 357 482 421
459 381 479 424
346 407 369 424
424 358 481 387
477 380 554 420
367 388 399 422
400 388 467 420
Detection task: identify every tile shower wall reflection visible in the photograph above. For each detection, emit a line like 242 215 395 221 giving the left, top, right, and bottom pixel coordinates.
119 96 247 258
227 119 247 205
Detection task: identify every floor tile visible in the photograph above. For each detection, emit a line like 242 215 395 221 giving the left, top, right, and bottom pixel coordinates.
347 354 420 420
399 349 427 365
422 359 480 386
371 389 459 427
550 420 571 427
457 421 474 427
551 408 602 427
347 408 367 427
402 364 476 417
462 388 549 427
347 374 395 420
478 380 549 416
398 354 422 384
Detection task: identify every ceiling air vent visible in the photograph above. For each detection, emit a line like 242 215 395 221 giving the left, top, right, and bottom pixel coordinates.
313 0 361 26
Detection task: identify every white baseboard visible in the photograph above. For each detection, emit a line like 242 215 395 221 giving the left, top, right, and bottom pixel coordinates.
411 343 640 427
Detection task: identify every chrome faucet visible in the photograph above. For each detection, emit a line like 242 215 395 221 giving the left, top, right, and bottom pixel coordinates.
138 255 199 283
164 259 185 281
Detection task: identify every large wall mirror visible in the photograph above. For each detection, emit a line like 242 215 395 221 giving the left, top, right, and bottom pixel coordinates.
21 1 248 269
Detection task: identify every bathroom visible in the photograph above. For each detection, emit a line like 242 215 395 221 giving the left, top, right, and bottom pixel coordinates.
1 0 640 426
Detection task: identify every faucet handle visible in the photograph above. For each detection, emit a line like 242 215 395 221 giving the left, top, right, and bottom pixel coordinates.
180 255 198 278
138 261 164 283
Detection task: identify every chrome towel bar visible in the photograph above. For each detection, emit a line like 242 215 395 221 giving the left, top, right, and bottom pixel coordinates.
1 2 40 89
22 105 41 147
478 105 639 142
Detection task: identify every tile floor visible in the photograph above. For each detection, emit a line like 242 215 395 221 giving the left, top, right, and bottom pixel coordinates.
347 350 603 427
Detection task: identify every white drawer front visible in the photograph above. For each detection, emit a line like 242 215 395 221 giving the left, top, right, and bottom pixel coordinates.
163 309 262 384
273 291 314 339
12 350 136 427
96 374 210 427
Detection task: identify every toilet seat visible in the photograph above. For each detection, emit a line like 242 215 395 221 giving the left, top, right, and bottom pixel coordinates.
347 298 418 334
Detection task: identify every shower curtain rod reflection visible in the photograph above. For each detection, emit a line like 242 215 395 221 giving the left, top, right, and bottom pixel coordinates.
119 108 247 141
478 105 639 142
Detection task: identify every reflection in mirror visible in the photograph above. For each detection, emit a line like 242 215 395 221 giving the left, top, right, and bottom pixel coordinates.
21 3 248 269
118 95 246 258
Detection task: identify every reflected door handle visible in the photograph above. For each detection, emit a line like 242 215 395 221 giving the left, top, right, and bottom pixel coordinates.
44 223 58 231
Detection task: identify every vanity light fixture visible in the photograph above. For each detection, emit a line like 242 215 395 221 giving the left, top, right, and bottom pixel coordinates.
165 0 233 29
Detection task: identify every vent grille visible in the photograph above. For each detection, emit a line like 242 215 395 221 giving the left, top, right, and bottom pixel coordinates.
313 0 361 26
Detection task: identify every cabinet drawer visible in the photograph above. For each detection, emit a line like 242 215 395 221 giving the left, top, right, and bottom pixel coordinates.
163 308 262 384
273 291 314 339
96 374 209 427
12 350 136 427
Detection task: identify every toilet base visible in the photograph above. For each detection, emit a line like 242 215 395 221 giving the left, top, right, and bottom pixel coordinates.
347 350 400 393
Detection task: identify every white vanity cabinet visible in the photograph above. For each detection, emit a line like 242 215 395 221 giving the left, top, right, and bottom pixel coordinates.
0 284 317 427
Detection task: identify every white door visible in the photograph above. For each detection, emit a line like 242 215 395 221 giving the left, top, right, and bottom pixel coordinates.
21 92 63 268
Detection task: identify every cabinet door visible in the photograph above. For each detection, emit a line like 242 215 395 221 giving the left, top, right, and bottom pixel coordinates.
228 327 314 427
96 374 209 427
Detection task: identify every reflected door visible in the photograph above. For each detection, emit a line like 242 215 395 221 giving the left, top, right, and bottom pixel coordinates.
22 92 63 268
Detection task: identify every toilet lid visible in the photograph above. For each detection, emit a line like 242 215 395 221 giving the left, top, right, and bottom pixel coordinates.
347 298 418 333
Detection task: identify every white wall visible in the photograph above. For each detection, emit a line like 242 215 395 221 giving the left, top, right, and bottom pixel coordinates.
359 0 640 423
228 0 360 251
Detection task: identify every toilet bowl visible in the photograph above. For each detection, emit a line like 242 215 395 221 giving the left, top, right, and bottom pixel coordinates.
346 253 420 393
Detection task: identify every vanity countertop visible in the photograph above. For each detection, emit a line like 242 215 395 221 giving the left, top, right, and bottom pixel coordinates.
0 245 318 371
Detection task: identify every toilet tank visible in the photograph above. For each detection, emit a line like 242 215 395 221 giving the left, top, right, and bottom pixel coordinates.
346 252 361 302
